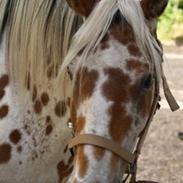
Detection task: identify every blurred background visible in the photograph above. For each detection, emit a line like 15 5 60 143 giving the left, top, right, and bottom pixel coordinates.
137 1 183 182
158 0 183 44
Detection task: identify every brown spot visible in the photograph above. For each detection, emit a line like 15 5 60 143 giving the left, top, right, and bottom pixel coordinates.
102 68 132 141
55 101 67 117
80 68 99 102
110 18 135 45
0 143 12 164
128 44 142 57
26 72 30 90
32 85 37 102
94 147 105 161
103 68 130 102
109 104 133 141
64 146 68 154
0 74 9 90
71 68 99 130
76 115 86 134
9 129 22 144
34 100 42 114
17 146 22 153
0 90 5 100
46 116 51 123
45 125 53 136
127 59 149 74
31 151 38 161
77 146 88 178
41 92 50 106
0 105 9 119
57 159 73 182
24 124 28 130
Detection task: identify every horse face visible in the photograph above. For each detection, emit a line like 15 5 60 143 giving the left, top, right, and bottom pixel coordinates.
66 1 167 182
69 44 155 183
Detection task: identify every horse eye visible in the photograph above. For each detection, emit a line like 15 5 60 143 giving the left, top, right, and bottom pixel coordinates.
141 74 153 89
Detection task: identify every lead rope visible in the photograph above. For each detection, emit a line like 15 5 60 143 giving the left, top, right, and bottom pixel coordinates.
161 66 180 111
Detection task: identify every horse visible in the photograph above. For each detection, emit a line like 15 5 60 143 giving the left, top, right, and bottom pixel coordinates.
0 0 179 183
59 0 179 182
0 0 82 182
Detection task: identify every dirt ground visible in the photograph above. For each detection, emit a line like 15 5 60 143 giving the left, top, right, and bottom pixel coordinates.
137 46 183 183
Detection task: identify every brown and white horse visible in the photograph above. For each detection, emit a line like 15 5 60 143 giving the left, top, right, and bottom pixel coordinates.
0 0 179 183
60 0 178 182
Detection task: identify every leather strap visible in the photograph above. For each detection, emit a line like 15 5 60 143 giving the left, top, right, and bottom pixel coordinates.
160 63 179 111
162 75 179 111
68 134 136 164
134 79 159 156
127 77 160 183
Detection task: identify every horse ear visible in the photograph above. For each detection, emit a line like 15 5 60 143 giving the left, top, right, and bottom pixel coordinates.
66 0 96 17
141 0 168 19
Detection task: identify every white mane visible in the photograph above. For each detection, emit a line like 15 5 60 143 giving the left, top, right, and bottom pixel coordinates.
1 0 166 106
0 0 81 104
58 0 163 89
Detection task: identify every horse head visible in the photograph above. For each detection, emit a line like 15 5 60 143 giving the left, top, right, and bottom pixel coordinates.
64 0 168 182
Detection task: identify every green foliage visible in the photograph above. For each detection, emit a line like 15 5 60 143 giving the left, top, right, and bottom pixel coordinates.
178 0 183 9
158 0 183 40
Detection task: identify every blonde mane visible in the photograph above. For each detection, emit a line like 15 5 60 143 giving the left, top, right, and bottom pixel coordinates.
58 0 163 96
0 0 81 102
1 0 168 106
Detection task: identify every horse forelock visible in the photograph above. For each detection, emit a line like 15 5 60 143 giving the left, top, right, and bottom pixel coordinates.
59 0 163 97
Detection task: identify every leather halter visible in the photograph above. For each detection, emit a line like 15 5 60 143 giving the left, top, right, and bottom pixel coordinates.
68 67 179 182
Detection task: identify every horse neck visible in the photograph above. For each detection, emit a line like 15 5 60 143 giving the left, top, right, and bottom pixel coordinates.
0 31 75 182
0 1 81 182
